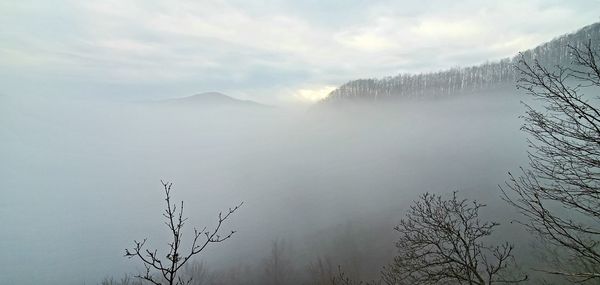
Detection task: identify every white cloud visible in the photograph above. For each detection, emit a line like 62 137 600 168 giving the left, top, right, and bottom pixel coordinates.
410 18 482 40
293 85 337 103
1 0 598 103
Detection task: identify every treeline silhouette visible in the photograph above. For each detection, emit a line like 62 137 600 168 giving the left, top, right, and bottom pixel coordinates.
325 23 600 102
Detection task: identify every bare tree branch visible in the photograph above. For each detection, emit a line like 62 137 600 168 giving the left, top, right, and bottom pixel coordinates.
125 181 242 285
382 192 526 285
501 40 600 282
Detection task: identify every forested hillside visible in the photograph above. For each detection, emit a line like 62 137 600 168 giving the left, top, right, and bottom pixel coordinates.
324 23 600 102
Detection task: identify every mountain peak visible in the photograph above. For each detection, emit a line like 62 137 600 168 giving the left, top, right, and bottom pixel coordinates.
180 92 239 103
164 92 265 107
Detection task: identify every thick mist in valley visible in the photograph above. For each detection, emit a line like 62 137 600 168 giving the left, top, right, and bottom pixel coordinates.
3 2 600 284
0 90 531 284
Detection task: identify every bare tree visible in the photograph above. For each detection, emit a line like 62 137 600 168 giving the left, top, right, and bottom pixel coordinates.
100 275 143 285
502 40 600 282
181 261 212 285
125 181 242 285
262 239 295 285
330 266 383 285
331 266 368 285
382 192 526 285
210 264 256 285
306 257 336 285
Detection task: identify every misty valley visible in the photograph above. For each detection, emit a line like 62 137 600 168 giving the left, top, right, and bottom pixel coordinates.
1 4 600 285
1 88 529 283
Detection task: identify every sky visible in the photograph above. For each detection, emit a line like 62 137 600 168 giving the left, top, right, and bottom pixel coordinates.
1 0 599 104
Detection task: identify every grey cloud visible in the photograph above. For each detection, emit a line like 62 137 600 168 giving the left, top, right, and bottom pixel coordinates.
0 0 598 103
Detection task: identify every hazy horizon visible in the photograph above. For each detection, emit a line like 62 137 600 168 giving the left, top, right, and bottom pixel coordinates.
2 1 599 104
2 1 599 285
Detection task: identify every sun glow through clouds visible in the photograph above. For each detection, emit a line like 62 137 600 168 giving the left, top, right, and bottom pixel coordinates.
295 86 337 102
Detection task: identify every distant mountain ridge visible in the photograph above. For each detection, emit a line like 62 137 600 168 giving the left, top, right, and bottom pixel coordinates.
323 22 600 102
164 92 265 107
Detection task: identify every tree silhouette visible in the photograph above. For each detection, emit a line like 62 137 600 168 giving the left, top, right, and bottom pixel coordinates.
382 192 526 285
125 181 242 285
502 40 600 282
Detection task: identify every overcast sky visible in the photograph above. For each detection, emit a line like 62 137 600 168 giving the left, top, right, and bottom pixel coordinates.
1 0 599 104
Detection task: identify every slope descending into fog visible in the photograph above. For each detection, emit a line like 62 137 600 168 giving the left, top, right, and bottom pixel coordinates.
324 22 600 102
0 90 530 284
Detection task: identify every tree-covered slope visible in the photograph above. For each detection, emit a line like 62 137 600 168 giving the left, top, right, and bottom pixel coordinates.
324 22 600 102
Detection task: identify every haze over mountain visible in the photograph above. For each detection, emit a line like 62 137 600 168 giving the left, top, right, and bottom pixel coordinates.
324 22 600 103
162 92 267 108
2 2 600 283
